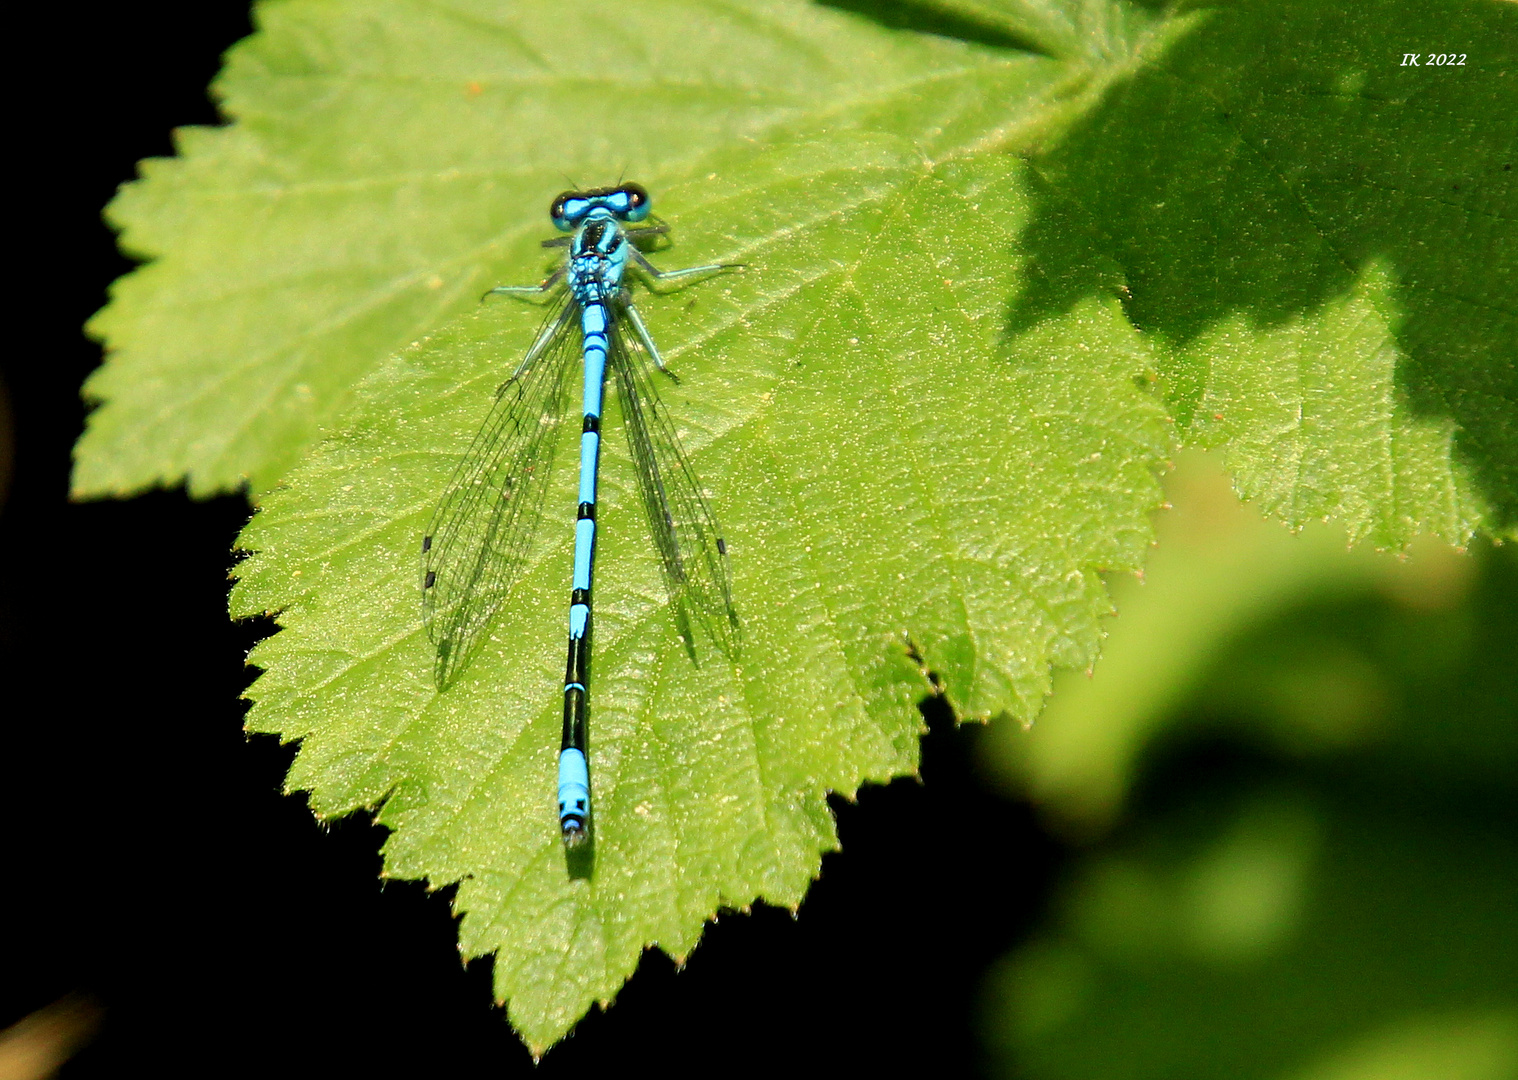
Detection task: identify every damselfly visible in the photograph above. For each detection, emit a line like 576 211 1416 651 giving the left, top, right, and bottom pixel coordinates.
421 183 740 848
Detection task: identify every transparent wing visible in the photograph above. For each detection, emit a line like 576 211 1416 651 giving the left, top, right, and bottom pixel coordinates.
422 300 579 687
609 312 740 660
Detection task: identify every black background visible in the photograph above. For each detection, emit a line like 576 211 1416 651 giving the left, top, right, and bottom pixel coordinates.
3 4 1059 1073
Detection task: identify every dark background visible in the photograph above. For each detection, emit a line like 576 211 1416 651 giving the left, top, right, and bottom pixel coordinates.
2 4 1059 1073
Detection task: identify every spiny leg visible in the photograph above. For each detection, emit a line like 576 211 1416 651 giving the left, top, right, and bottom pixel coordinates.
628 248 741 292
621 300 675 377
499 302 574 382
485 265 565 301
485 271 571 380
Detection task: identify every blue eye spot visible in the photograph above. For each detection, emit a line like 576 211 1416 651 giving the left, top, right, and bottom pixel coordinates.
620 182 650 222
550 192 592 231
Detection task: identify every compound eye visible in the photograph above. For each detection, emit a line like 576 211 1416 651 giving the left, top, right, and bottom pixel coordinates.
549 190 582 231
620 182 650 222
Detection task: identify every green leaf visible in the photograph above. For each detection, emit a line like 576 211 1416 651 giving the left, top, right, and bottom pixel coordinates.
838 0 1161 61
76 0 1114 496
84 0 1514 1052
233 132 1174 1047
1012 0 1518 543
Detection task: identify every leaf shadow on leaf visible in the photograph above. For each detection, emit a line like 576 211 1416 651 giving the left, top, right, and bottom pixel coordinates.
820 0 1067 57
821 0 1178 61
1004 0 1518 530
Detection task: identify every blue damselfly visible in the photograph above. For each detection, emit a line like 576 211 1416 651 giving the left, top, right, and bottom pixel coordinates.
421 184 740 848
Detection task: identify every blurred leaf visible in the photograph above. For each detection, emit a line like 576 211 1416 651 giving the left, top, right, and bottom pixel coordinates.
982 455 1518 1079
1288 1012 1518 1080
992 450 1516 831
983 782 1518 1079
990 451 1467 828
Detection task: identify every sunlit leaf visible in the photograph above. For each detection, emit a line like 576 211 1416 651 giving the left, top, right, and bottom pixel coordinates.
78 0 1516 1051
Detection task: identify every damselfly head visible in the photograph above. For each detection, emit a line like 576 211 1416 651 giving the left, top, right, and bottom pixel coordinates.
550 182 651 231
